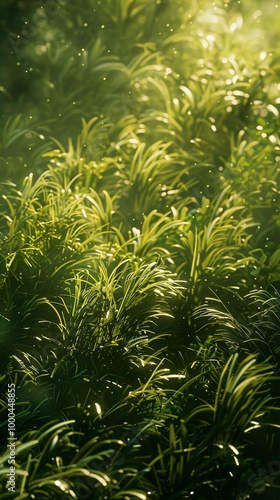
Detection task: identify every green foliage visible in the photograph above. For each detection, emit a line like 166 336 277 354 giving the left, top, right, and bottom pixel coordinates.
1 0 280 498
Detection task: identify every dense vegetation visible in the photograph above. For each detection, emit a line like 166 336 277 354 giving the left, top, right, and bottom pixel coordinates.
0 0 280 498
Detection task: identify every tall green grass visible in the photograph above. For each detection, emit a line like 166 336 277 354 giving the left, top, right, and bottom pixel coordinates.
0 0 280 498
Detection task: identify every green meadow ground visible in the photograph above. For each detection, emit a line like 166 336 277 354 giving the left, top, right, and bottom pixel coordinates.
0 0 280 498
